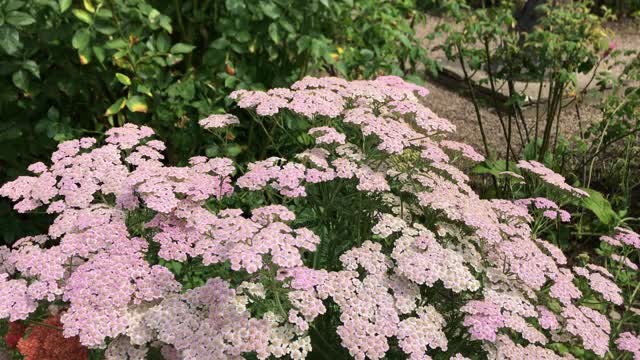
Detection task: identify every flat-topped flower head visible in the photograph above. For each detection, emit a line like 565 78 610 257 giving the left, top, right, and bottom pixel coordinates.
199 113 240 129
517 160 588 197
105 124 154 149
601 227 640 249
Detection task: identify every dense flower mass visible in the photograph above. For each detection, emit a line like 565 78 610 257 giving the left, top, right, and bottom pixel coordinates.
0 76 630 359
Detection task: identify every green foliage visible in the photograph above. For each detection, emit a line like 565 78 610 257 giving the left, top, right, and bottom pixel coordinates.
593 0 640 17
577 188 619 227
0 0 430 245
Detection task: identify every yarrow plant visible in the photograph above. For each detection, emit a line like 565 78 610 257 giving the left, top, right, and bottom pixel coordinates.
0 76 637 359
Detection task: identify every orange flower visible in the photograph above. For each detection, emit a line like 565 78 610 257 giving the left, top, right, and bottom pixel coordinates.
4 321 26 348
16 316 88 360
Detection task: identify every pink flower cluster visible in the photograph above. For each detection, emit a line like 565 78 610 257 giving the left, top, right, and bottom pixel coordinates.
517 160 589 197
611 254 638 270
462 290 545 345
562 305 611 356
143 277 274 359
487 335 577 359
279 241 447 360
601 227 640 249
617 332 640 360
198 113 240 129
514 197 571 222
572 266 623 305
0 76 629 359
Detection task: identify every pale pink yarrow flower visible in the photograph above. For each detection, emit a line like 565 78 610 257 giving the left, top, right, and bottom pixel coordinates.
199 113 240 129
611 254 638 271
517 160 588 197
616 332 640 360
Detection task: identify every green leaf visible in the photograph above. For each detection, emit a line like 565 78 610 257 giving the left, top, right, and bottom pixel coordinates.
170 43 195 54
6 1 25 12
104 98 126 116
165 53 183 66
78 47 91 64
126 96 148 113
225 0 246 13
205 145 220 157
360 49 374 60
167 79 195 100
6 11 35 27
58 0 72 13
83 0 95 13
259 2 280 19
137 84 153 97
234 31 251 43
47 107 60 121
224 75 236 88
148 9 161 23
12 70 28 91
72 29 91 49
210 37 229 50
159 15 172 33
96 8 113 18
115 73 131 86
225 144 242 157
0 27 22 55
21 60 39 79
93 46 105 63
268 23 279 44
105 39 127 49
95 24 117 35
577 188 618 226
152 56 167 67
472 160 507 177
72 9 93 24
279 18 295 33
156 33 170 52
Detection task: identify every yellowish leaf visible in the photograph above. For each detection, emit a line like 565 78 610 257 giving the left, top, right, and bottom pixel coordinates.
83 0 95 13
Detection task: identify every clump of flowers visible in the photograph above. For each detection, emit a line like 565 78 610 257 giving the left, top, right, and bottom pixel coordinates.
199 113 240 129
0 76 632 359
617 332 640 359
15 315 88 360
4 321 25 349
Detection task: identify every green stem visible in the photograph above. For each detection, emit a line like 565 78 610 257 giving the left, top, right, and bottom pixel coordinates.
23 320 63 332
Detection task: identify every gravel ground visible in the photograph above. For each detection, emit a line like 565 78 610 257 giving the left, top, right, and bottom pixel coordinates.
416 15 640 158
421 81 605 159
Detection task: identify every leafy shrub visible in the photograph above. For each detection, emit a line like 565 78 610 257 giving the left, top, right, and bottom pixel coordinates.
438 0 609 164
0 0 429 245
576 46 640 217
0 76 638 359
593 0 640 17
